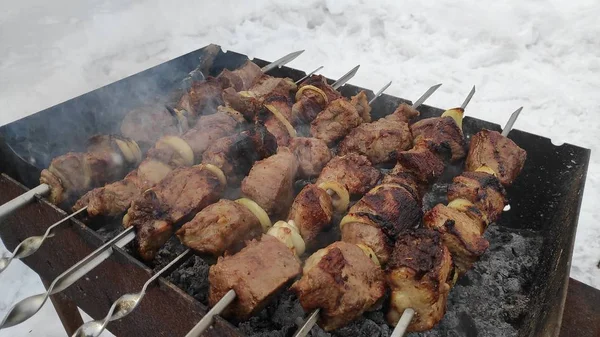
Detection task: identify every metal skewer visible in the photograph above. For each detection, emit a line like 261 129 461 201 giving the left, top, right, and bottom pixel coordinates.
501 107 523 137
461 85 476 110
369 81 393 105
296 66 324 84
0 206 88 274
332 65 360 90
185 80 393 337
72 249 192 337
411 83 442 109
0 50 306 225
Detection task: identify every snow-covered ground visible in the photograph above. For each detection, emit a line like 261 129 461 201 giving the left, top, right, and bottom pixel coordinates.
1 0 599 336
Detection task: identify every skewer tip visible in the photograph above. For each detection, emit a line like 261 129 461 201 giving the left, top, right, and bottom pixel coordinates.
501 106 523 137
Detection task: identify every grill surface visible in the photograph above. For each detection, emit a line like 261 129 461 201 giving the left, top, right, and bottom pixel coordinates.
0 44 591 337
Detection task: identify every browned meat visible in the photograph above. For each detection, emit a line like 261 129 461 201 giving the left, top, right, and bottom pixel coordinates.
248 76 297 98
466 129 527 186
381 172 421 202
202 126 278 185
341 221 392 264
208 235 301 319
350 91 372 123
176 77 225 118
217 60 263 92
223 78 296 122
124 164 225 261
291 242 385 331
390 103 420 123
291 75 342 124
120 104 183 148
387 229 452 332
176 199 262 257
411 116 466 162
338 106 413 164
394 143 445 184
241 147 298 217
345 183 421 259
288 137 331 178
181 109 242 160
424 204 488 274
287 184 333 245
447 171 507 223
316 153 381 196
221 88 262 121
300 75 342 102
310 92 371 145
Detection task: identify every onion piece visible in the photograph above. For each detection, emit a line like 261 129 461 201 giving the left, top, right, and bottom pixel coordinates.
235 198 272 232
295 85 328 106
370 183 404 194
448 198 488 224
339 214 368 230
115 139 135 164
156 136 195 166
441 108 464 131
318 181 350 213
356 243 380 266
128 140 143 164
475 165 497 176
265 104 296 138
203 164 227 187
267 220 306 257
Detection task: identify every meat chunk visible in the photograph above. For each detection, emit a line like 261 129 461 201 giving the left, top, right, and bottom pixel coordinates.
316 154 381 196
241 147 298 217
387 229 452 332
288 137 331 178
338 107 413 164
447 171 507 223
120 104 183 148
310 92 371 145
217 60 263 92
466 129 527 186
248 76 297 98
209 235 301 319
291 75 342 124
176 199 262 257
291 242 385 331
182 109 243 160
341 222 392 265
424 204 488 274
390 103 420 123
287 184 333 245
411 116 466 162
124 165 225 261
394 143 445 184
176 77 225 118
202 126 278 185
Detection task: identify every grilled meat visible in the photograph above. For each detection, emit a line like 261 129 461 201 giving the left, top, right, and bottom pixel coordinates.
316 153 381 196
287 184 334 245
341 221 392 267
310 92 371 145
387 229 452 332
202 126 278 185
394 142 445 185
424 204 488 274
411 116 466 162
124 164 225 261
120 104 184 148
288 137 331 178
338 105 414 164
241 147 298 217
223 77 297 121
466 129 527 186
176 77 225 118
181 107 243 159
217 60 263 92
208 234 301 319
176 199 262 257
291 242 386 331
447 171 507 224
291 75 342 124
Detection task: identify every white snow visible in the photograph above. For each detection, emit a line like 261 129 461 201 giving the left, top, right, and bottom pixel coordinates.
1 0 599 336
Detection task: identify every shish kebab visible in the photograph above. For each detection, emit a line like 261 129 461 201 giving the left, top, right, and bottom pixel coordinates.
0 65 358 330
69 70 379 337
0 55 311 275
182 84 442 337
0 50 303 221
292 108 525 337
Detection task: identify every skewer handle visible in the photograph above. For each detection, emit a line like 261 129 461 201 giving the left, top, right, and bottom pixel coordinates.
185 289 236 337
391 308 415 337
0 184 50 221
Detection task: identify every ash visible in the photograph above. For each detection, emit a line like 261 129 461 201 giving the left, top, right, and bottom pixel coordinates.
165 225 541 337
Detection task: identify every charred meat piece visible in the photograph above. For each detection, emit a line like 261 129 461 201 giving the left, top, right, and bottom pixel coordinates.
287 184 333 245
176 199 262 257
241 147 298 217
338 106 414 164
341 222 393 265
209 235 301 319
411 116 466 162
176 77 225 118
223 77 296 121
124 164 225 261
387 228 452 332
255 104 293 146
381 172 421 202
394 142 445 185
182 108 243 160
310 92 371 145
120 104 184 149
466 129 527 186
447 171 507 223
291 242 385 331
288 137 332 178
217 60 263 92
424 204 488 274
202 126 278 185
316 153 381 196
291 75 342 124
